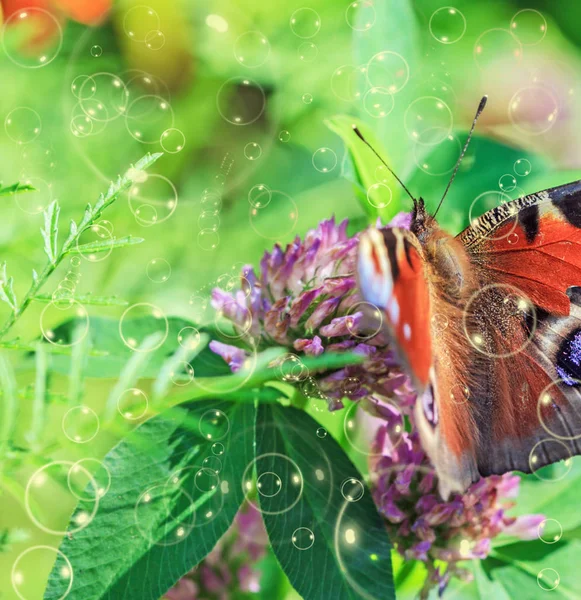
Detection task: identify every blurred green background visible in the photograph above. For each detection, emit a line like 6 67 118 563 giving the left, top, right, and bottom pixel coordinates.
2 0 581 597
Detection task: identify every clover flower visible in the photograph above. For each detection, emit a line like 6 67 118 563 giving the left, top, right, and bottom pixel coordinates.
209 215 544 596
164 503 268 600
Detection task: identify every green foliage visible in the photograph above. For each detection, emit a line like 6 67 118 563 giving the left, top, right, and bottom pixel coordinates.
0 181 36 196
256 404 394 600
45 399 256 600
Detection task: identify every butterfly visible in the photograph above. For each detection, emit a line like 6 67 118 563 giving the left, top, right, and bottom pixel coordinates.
356 96 581 499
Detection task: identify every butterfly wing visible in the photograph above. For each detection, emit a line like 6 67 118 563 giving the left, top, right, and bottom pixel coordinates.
358 226 481 497
457 180 581 480
357 226 432 390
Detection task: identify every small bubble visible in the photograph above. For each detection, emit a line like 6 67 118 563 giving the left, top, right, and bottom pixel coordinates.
537 568 560 591
298 41 318 62
302 93 313 104
90 45 103 57
312 147 337 173
538 518 563 544
146 258 171 283
290 8 321 39
316 427 327 439
244 142 262 160
292 527 315 550
341 477 365 502
278 130 291 142
499 174 517 191
514 158 532 176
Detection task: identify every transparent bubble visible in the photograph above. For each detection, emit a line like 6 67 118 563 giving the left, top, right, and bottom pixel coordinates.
431 313 449 334
429 7 466 44
341 377 362 399
448 383 470 405
70 114 92 138
341 478 365 502
75 223 113 262
499 174 517 192
243 453 304 515
537 379 581 441
292 527 315 550
12 546 73 600
244 142 262 160
146 258 171 283
538 518 563 544
514 158 532 176
117 388 149 420
312 147 337 173
468 190 517 241
347 301 383 339
198 211 220 231
25 461 99 537
160 128 185 153
529 439 573 482
346 1 376 31
170 362 195 386
134 484 195 546
537 568 560 592
41 302 89 348
215 302 252 340
278 354 309 382
90 45 102 57
344 401 401 456
2 8 63 68
145 30 165 50
62 406 99 443
199 409 230 440
212 442 225 456
128 173 178 226
67 458 111 501
123 6 161 42
5 107 41 144
302 93 313 104
330 65 357 102
20 142 56 175
414 133 461 175
234 31 270 67
298 41 318 62
508 86 558 135
367 183 392 209
290 8 321 39
198 229 220 251
257 472 283 497
201 189 222 211
474 29 522 71
278 130 291 142
202 456 222 474
71 75 94 99
119 303 169 351
510 9 547 45
126 95 174 143
363 87 394 118
216 77 266 126
177 326 202 351
79 73 128 121
250 190 298 239
15 176 52 214
316 427 327 439
366 51 409 94
193 467 219 492
463 283 536 358
404 97 453 145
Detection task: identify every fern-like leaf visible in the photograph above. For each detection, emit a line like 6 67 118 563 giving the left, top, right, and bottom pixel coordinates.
40 200 60 265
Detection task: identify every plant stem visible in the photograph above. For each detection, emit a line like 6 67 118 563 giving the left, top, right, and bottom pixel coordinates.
0 152 162 340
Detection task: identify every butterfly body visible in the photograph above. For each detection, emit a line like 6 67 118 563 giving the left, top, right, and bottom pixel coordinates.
357 182 581 498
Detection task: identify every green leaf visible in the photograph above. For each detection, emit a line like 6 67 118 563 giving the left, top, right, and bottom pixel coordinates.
33 293 129 307
255 404 394 600
482 540 581 600
66 235 144 255
326 115 397 222
41 200 60 265
0 262 17 311
45 316 229 379
0 181 36 196
44 399 255 600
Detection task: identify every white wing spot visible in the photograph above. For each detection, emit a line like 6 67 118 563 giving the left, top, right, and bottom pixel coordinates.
403 323 411 340
388 298 400 324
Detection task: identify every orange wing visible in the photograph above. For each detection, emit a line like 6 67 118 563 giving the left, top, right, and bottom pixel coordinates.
458 181 581 478
357 227 432 389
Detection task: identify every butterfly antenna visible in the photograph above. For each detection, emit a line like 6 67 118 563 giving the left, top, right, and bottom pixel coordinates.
352 125 416 205
433 95 488 218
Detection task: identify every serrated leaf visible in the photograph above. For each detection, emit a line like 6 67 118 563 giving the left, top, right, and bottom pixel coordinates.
44 399 255 600
256 404 394 600
0 263 17 311
41 200 60 264
66 235 144 255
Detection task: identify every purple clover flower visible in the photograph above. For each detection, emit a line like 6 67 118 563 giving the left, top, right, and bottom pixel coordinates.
208 215 544 596
164 503 268 600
